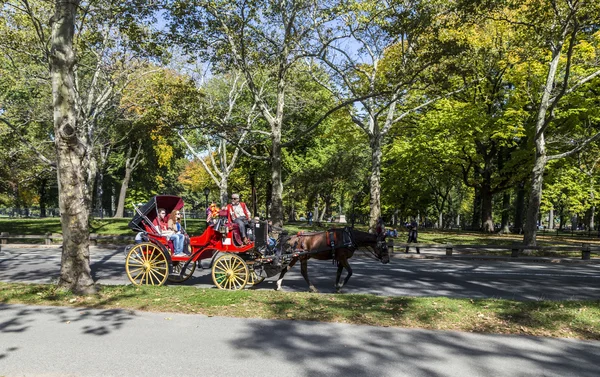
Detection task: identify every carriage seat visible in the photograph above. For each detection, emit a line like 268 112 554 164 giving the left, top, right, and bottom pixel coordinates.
143 223 176 253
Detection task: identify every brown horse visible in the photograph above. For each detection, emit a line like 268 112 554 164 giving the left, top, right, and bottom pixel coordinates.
275 227 390 293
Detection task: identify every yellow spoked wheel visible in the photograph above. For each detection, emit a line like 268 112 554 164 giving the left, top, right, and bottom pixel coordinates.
126 242 169 286
211 254 249 290
248 269 265 286
167 260 197 283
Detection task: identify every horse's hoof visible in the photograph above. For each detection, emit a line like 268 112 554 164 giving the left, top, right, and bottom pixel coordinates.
309 287 319 293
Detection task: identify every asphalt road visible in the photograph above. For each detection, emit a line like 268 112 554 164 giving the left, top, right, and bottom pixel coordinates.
1 245 600 300
1 303 599 377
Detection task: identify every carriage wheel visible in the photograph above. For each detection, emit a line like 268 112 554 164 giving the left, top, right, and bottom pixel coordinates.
211 254 249 290
167 260 197 283
248 269 265 286
125 242 169 286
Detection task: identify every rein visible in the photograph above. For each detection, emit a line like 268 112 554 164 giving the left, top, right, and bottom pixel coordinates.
358 245 383 261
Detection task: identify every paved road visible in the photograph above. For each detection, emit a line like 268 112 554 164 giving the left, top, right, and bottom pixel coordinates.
1 245 600 300
1 303 599 377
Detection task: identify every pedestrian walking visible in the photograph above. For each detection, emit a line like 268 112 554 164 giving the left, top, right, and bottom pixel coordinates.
405 219 420 254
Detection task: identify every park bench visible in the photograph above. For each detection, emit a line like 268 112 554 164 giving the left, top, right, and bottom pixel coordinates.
386 240 600 260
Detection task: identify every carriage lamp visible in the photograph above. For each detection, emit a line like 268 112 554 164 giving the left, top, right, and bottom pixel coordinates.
203 187 210 209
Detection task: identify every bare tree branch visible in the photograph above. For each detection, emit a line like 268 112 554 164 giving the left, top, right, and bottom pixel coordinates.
0 117 56 168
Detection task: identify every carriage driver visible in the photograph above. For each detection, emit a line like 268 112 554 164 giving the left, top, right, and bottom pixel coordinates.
226 193 252 245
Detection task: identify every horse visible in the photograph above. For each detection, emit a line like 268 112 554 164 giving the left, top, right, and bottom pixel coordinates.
275 227 390 293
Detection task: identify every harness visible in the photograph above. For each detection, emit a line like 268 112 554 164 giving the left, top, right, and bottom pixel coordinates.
293 227 356 264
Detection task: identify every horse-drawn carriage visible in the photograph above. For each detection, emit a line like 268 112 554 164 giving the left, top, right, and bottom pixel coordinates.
125 195 282 290
125 195 390 292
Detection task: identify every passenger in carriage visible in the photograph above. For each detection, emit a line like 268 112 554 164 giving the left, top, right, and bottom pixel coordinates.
170 210 191 255
227 193 252 245
152 208 186 256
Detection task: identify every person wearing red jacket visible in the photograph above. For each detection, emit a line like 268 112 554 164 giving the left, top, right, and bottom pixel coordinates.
226 193 252 244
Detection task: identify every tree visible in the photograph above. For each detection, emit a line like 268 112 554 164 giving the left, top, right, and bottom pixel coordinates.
179 71 263 206
310 0 464 231
49 0 96 292
167 0 346 226
3 0 163 291
487 0 600 245
113 68 199 216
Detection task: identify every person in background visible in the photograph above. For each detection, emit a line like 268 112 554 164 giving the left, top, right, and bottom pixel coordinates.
226 193 252 244
307 210 313 226
405 218 420 254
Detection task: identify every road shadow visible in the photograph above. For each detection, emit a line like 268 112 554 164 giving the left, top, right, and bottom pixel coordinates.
0 303 136 338
228 316 600 376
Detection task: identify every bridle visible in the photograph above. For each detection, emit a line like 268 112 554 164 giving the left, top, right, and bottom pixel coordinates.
352 229 388 262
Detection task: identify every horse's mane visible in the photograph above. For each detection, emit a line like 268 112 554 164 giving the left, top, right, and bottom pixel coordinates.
349 228 381 243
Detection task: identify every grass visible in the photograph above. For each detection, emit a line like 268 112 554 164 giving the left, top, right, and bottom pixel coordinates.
1 281 599 340
0 218 208 236
2 218 599 250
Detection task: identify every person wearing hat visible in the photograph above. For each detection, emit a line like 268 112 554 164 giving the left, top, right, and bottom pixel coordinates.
226 193 252 244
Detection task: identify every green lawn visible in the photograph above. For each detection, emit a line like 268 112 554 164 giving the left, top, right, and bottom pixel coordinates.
1 281 598 340
0 218 208 236
1 218 598 249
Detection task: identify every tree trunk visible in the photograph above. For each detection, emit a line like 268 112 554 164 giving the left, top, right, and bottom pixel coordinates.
481 183 494 233
514 182 525 233
319 203 326 222
548 208 554 230
471 187 482 230
114 168 132 218
523 154 547 245
38 178 48 218
500 191 510 234
270 121 284 226
219 181 228 208
587 186 595 230
368 133 382 232
523 40 563 246
51 0 94 294
559 206 565 229
95 170 104 218
115 144 142 218
250 172 257 217
115 146 133 218
288 194 296 221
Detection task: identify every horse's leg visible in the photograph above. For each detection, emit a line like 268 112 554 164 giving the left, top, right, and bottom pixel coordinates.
300 258 318 293
335 256 352 293
275 257 298 291
335 263 344 291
